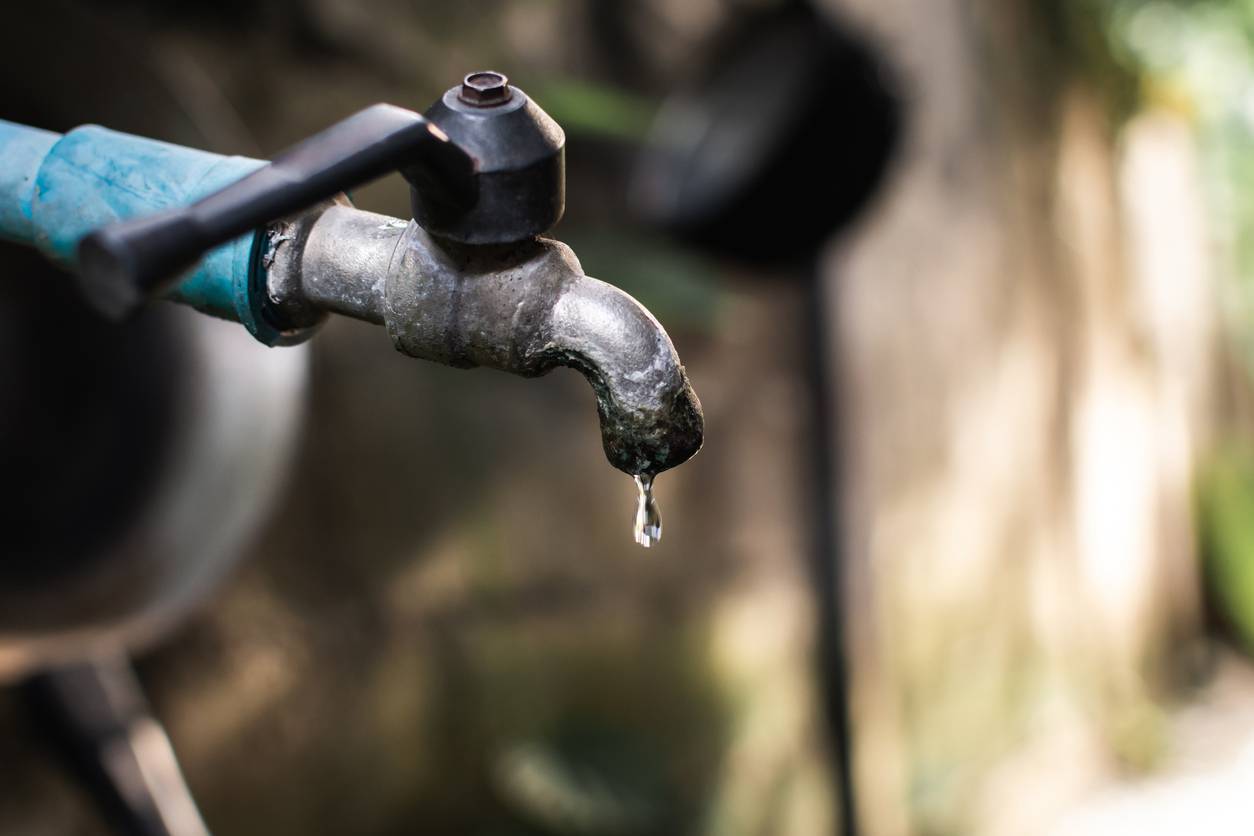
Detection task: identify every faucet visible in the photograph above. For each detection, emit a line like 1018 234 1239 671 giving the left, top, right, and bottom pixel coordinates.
2 71 703 480
273 211 703 476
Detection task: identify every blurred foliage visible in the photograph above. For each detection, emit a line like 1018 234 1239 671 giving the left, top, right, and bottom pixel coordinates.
533 79 655 143
533 72 729 332
1107 695 1171 773
1089 1 1254 359
1198 447 1254 652
1029 0 1142 119
1099 3 1254 653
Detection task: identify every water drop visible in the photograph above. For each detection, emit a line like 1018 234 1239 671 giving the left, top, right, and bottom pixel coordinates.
633 474 662 548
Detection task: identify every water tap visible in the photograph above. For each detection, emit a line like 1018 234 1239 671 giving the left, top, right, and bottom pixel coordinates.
70 72 703 522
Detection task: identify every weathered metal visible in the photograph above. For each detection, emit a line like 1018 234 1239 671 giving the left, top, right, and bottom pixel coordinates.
281 205 703 475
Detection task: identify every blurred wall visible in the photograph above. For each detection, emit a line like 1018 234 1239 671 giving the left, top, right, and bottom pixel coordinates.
825 0 1218 832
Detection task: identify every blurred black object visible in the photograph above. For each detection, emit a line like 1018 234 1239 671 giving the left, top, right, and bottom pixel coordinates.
0 248 182 578
632 3 902 833
633 0 899 265
26 655 210 836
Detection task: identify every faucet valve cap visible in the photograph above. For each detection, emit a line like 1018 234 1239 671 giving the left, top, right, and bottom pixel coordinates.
415 75 565 245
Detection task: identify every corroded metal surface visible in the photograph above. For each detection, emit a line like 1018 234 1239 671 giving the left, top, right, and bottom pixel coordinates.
287 205 704 475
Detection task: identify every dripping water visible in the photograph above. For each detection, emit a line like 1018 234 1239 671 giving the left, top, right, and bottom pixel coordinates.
632 474 662 548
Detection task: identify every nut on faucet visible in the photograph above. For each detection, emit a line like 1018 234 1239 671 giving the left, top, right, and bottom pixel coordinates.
457 71 513 107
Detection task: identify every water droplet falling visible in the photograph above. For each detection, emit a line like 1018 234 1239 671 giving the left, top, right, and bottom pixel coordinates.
633 473 662 548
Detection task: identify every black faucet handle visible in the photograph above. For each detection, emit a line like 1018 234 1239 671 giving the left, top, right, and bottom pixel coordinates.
76 72 567 321
76 103 475 320
412 73 565 246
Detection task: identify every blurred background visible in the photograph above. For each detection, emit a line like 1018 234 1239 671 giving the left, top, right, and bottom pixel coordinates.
5 0 1254 833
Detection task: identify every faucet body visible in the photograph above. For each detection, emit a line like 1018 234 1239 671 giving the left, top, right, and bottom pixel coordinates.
0 110 703 476
274 205 702 474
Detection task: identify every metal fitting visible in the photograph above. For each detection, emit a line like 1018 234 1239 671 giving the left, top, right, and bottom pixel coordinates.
272 205 704 476
458 71 513 107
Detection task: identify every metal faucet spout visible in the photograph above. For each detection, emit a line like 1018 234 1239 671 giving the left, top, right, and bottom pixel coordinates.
546 269 705 476
274 205 704 475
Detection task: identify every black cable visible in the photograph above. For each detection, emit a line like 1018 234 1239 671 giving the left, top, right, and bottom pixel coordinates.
803 267 858 835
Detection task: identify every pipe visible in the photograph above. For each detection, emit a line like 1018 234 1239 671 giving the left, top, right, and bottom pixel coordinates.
0 121 58 246
0 118 703 475
279 205 704 475
0 120 280 340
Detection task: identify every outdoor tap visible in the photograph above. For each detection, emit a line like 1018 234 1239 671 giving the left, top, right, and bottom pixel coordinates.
51 71 703 477
268 205 703 475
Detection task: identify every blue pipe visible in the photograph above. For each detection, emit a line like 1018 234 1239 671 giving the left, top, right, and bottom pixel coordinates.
0 121 58 246
0 119 286 345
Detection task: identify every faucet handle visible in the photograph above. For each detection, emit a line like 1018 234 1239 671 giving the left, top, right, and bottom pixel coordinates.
412 72 565 246
75 103 475 320
76 72 565 321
